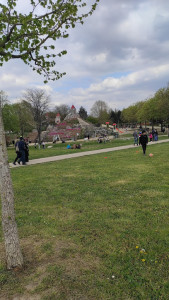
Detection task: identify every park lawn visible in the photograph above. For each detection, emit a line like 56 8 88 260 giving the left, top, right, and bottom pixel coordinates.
7 137 133 162
7 134 168 163
0 142 169 299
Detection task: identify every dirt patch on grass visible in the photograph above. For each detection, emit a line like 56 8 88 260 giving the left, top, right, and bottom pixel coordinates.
62 173 78 178
0 236 101 300
109 179 130 186
12 295 41 300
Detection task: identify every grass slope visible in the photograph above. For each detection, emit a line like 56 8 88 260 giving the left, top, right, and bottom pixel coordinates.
0 142 169 299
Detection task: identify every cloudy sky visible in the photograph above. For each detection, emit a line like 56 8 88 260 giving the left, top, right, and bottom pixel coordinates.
1 0 169 113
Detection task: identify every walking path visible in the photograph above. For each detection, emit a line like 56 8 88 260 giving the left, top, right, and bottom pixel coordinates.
9 139 169 168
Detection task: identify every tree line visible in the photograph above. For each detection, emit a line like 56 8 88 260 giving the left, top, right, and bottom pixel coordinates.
1 90 122 142
2 83 169 144
121 85 169 129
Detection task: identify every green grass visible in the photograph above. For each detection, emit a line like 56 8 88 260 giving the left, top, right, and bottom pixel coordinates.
7 134 169 163
0 141 169 299
7 137 133 162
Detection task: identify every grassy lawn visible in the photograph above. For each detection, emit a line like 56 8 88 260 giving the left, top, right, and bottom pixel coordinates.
7 136 133 162
0 141 169 299
7 134 169 163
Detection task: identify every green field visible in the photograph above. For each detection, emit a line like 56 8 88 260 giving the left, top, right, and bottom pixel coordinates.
7 134 168 163
7 137 133 162
0 141 169 299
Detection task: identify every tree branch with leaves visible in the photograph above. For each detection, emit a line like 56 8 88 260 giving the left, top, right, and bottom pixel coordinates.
24 89 50 143
0 0 99 82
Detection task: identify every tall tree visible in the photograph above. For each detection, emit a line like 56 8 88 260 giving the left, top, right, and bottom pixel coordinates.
155 87 169 124
91 100 109 124
109 109 122 125
121 104 139 125
137 98 159 128
0 0 99 269
2 103 20 133
14 101 35 136
79 106 88 120
24 89 50 143
91 100 108 118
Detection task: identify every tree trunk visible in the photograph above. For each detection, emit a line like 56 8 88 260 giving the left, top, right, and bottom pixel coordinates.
21 125 24 137
38 126 41 144
160 122 163 132
0 107 23 269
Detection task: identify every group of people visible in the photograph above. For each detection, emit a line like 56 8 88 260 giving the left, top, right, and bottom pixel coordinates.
149 129 158 141
67 144 81 149
34 140 46 149
12 129 160 164
98 136 110 143
13 137 29 165
133 128 159 155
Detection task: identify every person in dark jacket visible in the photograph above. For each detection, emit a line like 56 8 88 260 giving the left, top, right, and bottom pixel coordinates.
139 130 148 155
13 138 21 165
18 137 26 165
24 139 29 163
154 129 158 141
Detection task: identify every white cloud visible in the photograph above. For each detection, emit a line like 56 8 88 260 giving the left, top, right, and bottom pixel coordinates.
1 73 29 86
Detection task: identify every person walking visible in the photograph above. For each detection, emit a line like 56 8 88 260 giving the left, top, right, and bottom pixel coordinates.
13 138 21 165
139 130 148 155
18 136 26 165
42 141 45 149
154 129 158 141
149 132 153 142
152 129 155 141
24 139 29 163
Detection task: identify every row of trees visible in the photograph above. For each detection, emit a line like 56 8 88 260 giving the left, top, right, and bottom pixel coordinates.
3 83 169 144
2 92 123 142
121 85 169 129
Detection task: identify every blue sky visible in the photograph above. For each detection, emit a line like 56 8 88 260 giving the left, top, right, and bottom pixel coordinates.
1 0 169 113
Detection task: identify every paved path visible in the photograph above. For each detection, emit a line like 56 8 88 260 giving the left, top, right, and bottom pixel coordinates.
9 139 169 168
